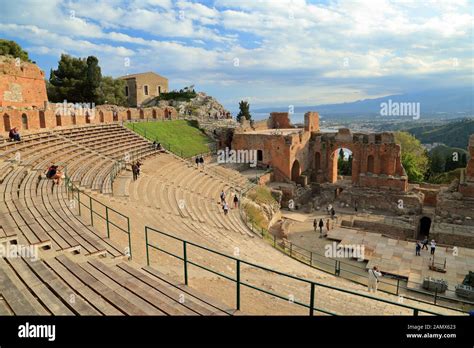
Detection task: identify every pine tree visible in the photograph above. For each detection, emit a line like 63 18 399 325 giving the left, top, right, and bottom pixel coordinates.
236 100 252 123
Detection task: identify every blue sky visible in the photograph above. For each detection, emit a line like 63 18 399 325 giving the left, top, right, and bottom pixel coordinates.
0 0 472 111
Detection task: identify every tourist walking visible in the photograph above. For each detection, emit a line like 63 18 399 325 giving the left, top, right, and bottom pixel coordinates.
220 190 226 204
136 160 143 177
367 266 382 293
326 218 330 234
199 156 204 168
132 163 138 181
313 218 318 233
195 156 199 167
415 241 421 256
223 202 229 215
430 240 436 255
421 236 429 250
233 193 239 208
318 218 324 238
330 207 336 220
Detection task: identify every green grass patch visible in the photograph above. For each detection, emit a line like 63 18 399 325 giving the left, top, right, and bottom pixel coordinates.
246 186 278 207
127 120 212 158
243 203 268 231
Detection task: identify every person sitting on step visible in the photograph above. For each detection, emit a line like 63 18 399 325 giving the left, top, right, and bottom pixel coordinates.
9 127 21 141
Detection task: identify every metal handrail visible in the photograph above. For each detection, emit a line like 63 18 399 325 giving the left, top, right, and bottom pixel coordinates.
144 225 454 316
64 175 132 259
265 231 471 313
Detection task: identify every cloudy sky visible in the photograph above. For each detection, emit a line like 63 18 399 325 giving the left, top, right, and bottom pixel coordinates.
0 0 472 110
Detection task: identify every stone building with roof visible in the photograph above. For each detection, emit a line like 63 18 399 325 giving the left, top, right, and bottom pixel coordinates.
118 72 169 107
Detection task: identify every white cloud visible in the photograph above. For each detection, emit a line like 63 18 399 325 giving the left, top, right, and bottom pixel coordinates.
0 0 471 108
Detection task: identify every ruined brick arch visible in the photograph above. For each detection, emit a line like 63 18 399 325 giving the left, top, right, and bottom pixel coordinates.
55 113 62 127
367 154 375 173
139 109 145 119
164 108 170 119
85 111 91 124
291 159 301 182
329 145 355 183
71 112 77 125
113 111 119 122
152 109 157 119
315 152 321 172
99 111 105 123
380 153 393 175
127 110 132 120
39 111 46 128
21 113 29 130
3 113 11 132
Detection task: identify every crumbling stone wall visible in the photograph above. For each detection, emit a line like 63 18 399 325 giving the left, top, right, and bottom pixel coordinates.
0 57 47 108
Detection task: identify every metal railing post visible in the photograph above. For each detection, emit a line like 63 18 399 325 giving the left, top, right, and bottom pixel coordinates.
127 217 132 259
434 289 438 305
310 251 313 266
413 308 419 316
145 227 150 266
309 283 315 316
236 259 241 311
89 196 93 226
183 241 188 285
77 188 81 216
105 206 110 238
396 278 400 296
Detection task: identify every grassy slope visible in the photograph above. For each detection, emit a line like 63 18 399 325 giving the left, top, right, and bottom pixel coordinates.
126 120 212 158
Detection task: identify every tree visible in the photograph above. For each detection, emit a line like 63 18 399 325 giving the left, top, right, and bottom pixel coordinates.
430 151 445 174
0 40 30 62
49 54 88 102
394 131 429 182
48 54 128 106
83 56 102 102
97 76 128 106
236 100 252 123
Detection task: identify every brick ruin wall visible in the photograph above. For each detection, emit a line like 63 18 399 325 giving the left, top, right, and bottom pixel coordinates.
0 57 178 135
0 57 48 108
233 112 408 192
1 105 178 136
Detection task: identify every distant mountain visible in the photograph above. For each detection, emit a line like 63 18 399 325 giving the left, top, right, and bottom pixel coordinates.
253 88 473 118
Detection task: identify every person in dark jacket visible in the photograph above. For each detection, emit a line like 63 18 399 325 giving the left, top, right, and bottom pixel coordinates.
318 219 324 238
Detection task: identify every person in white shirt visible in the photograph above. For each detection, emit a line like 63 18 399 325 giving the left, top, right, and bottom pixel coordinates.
368 266 382 293
430 240 436 255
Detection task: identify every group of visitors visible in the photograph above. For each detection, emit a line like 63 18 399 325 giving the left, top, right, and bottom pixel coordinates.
415 237 436 256
8 127 21 142
195 156 205 168
220 190 239 215
45 164 64 185
132 160 142 181
313 218 331 238
152 141 162 151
